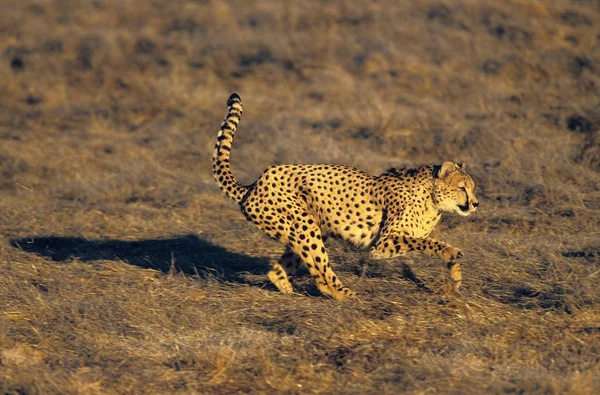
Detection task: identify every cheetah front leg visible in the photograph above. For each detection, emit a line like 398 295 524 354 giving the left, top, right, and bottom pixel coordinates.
268 247 301 294
370 234 463 292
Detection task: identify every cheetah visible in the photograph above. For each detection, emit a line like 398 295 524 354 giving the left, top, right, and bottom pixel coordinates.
213 93 479 301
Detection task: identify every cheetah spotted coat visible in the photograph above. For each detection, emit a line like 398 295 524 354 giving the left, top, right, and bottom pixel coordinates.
213 93 479 301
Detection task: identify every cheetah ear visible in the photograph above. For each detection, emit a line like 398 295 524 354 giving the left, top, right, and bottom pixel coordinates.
438 161 457 178
457 162 466 170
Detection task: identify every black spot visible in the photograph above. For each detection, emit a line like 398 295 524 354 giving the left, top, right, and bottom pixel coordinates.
24 96 43 105
10 57 24 71
572 56 595 76
566 115 596 133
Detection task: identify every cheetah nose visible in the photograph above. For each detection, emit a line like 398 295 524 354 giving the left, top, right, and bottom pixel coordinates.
472 202 479 209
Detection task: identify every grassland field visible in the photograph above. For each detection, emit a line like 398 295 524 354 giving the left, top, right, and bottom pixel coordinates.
1 0 599 393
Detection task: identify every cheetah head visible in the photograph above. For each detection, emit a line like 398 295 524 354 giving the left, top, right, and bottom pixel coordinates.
432 161 479 216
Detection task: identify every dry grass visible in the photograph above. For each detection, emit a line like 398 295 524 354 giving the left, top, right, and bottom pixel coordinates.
1 0 600 393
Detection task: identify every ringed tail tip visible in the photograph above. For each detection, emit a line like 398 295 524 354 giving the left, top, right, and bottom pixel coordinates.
227 93 241 106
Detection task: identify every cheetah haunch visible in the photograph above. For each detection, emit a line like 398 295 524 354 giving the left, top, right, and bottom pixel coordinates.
213 93 479 301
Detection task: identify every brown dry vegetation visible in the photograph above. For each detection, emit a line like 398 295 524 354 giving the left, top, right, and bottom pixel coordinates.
1 0 599 393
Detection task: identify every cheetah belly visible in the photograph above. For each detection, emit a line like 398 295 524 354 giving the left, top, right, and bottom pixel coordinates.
329 211 383 248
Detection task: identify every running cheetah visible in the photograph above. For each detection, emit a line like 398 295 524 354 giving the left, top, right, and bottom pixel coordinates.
213 93 479 301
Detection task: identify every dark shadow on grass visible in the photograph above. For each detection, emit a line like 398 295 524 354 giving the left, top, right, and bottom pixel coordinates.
10 235 272 285
352 256 433 293
400 263 433 293
482 279 574 313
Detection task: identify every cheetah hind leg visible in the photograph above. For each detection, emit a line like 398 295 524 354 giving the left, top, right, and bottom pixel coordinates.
267 247 300 294
288 219 355 301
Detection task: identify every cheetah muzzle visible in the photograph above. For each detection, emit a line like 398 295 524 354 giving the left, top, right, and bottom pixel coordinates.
213 93 479 301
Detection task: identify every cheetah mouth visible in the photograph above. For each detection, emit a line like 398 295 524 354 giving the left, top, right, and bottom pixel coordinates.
457 204 470 215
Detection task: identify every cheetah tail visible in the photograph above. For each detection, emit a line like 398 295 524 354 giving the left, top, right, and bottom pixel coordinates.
212 93 249 203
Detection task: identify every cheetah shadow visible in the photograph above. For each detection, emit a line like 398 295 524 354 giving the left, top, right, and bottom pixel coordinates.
10 235 272 285
353 257 432 293
11 235 435 295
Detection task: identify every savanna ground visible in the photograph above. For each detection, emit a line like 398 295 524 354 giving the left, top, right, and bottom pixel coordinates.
1 0 599 393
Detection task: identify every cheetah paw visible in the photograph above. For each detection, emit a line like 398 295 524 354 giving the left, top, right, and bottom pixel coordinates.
267 270 293 294
444 280 462 296
330 286 356 302
442 246 463 263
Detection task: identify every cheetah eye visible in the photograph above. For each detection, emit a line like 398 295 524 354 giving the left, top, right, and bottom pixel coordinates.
459 186 467 194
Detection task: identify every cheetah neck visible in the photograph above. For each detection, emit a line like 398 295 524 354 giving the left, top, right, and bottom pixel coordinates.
378 165 436 196
374 165 438 211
